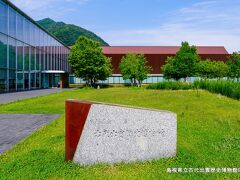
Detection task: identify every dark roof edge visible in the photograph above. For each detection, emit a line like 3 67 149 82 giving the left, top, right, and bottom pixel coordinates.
101 45 228 48
3 0 70 49
101 46 229 54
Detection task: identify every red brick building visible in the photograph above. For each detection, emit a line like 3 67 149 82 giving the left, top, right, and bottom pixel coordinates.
101 46 229 74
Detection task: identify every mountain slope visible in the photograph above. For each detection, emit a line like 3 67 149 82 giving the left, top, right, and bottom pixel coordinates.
37 18 109 46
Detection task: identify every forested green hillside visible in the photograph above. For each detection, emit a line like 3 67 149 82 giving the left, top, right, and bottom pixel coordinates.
37 18 109 46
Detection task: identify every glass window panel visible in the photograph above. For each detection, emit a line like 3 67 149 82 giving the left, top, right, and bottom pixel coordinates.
17 41 23 70
17 13 24 41
9 7 16 38
24 19 30 44
0 69 7 92
40 50 44 71
152 76 158 83
124 79 131 84
36 73 40 88
0 34 7 68
36 48 40 70
120 77 125 84
17 72 23 90
35 26 40 47
30 47 35 70
45 48 48 70
108 77 114 84
0 1 8 34
30 23 34 46
24 44 29 71
9 38 16 69
30 73 35 89
24 73 29 90
9 70 16 91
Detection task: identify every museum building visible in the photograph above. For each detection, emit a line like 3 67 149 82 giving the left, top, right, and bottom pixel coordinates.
0 0 70 93
71 46 229 84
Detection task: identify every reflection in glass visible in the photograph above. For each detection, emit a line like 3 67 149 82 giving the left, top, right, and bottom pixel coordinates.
0 1 8 34
9 7 16 38
24 73 29 90
30 73 35 89
9 38 16 69
9 70 16 91
24 45 29 71
0 34 7 68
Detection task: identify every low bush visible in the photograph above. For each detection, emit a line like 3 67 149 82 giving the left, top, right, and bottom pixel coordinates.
147 80 240 100
194 79 240 100
147 81 194 90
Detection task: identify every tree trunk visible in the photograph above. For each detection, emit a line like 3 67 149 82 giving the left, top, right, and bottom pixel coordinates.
93 77 97 86
134 78 137 86
138 80 142 87
90 77 93 87
130 78 133 86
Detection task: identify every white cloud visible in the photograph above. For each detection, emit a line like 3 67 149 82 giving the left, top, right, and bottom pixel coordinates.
9 0 89 19
100 24 239 53
10 0 55 11
99 0 240 53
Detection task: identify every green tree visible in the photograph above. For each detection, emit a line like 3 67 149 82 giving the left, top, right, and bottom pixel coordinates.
197 60 229 79
227 52 240 81
68 36 112 86
119 53 151 86
196 60 212 79
162 42 200 81
212 61 229 79
136 55 152 86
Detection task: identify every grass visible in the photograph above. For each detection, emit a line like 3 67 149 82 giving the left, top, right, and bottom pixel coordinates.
0 87 239 179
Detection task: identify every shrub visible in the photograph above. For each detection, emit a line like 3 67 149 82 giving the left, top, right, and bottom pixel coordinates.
147 80 240 100
193 80 240 100
227 52 240 81
196 60 229 79
147 81 194 90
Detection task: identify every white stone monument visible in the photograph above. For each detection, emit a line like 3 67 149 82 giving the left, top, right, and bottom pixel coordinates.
65 100 177 166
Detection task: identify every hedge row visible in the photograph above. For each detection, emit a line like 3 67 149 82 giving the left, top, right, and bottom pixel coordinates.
193 80 240 100
147 80 240 100
146 81 194 90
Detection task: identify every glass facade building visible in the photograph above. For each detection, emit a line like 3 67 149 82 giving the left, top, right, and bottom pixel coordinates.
0 0 70 93
70 75 166 84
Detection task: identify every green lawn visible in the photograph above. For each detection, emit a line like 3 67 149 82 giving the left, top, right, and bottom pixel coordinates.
0 88 239 179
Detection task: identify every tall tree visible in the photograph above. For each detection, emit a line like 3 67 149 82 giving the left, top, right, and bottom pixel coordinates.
136 55 152 86
162 42 200 81
227 52 240 81
196 60 229 79
120 53 151 86
68 36 112 86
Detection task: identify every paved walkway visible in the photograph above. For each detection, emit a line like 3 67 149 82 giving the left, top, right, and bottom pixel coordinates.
0 88 72 104
0 114 60 154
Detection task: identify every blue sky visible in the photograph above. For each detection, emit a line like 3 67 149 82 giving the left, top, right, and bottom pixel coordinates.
10 0 240 53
